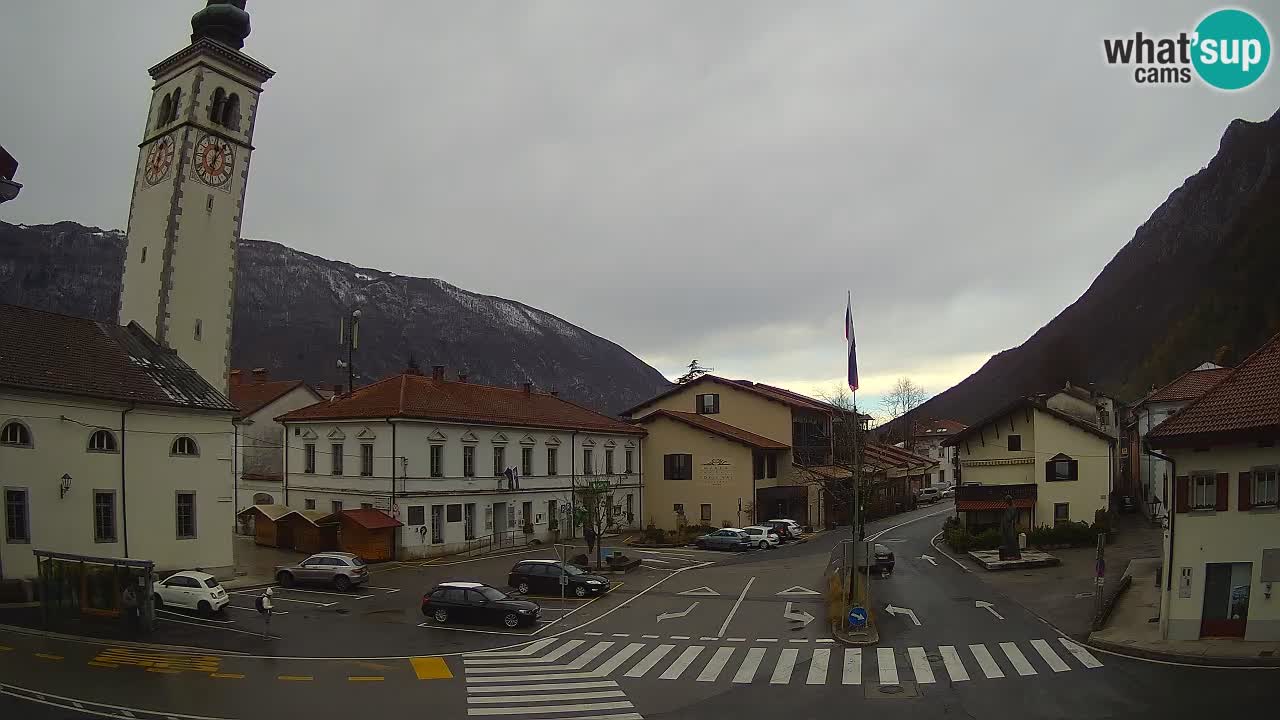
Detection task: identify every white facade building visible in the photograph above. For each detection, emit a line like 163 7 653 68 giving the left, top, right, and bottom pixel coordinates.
277 368 646 560
229 370 322 514
909 419 967 488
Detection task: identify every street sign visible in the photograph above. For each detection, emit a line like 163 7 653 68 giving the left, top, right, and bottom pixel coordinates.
848 606 868 628
589 480 609 492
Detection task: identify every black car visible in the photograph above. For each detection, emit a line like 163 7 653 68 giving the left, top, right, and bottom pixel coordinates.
857 543 896 575
421 582 541 628
508 560 610 598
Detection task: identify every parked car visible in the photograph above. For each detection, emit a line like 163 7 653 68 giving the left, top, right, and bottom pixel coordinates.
695 528 754 551
422 581 541 628
275 552 369 590
940 486 956 499
741 526 781 549
153 570 229 615
766 519 804 539
508 559 610 597
856 543 896 575
917 486 941 504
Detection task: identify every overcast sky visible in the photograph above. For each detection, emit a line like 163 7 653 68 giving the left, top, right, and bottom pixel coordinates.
2 2 1276 412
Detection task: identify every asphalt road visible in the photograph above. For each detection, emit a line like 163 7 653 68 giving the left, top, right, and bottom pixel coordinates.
3 501 1277 719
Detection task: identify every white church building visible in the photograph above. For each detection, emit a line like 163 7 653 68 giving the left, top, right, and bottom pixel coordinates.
0 1 273 582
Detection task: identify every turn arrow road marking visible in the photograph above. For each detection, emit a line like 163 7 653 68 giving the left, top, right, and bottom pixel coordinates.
919 554 937 566
782 602 815 627
884 604 921 626
657 602 699 622
975 601 1005 620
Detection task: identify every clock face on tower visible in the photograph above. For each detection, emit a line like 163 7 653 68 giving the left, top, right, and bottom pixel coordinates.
193 133 235 188
143 135 175 186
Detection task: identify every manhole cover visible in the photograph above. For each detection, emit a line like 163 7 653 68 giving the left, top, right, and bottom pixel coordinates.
865 681 918 699
925 653 942 663
879 685 904 695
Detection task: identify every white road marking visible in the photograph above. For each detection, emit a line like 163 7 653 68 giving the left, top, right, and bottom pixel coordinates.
468 672 599 683
757 638 778 643
156 609 236 624
699 636 719 641
678 586 719 596
1058 638 1103 669
641 635 659 639
640 558 671 564
468 690 627 704
659 646 705 679
866 505 956 541
540 639 586 663
276 588 373 599
1030 639 1070 672
624 645 674 678
908 647 935 683
670 635 690 640
566 642 615 670
770 648 799 684
593 643 646 677
775 586 820 596
585 632 603 636
788 639 809 643
228 591 333 607
469 681 619 693
490 715 640 720
467 700 635 716
611 633 631 638
467 665 591 675
939 645 969 681
726 638 746 642
842 648 862 685
717 576 756 637
224 605 289 616
468 637 561 657
969 644 1004 678
930 530 972 572
806 648 830 685
732 648 766 683
876 648 898 685
697 647 735 682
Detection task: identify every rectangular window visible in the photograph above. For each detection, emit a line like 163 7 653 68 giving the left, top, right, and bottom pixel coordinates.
305 499 316 510
939 469 946 484
664 453 693 480
1252 468 1279 506
700 503 712 522
93 490 116 543
408 505 425 526
696 393 720 414
484 505 494 530
1008 434 1022 452
1192 473 1217 509
361 502 374 510
430 445 444 478
493 446 505 476
5 489 29 543
583 448 594 475
463 445 475 477
447 504 462 523
175 492 196 539
547 499 558 528
464 503 476 539
331 443 344 475
331 500 343 513
625 449 634 474
674 503 685 516
360 443 374 476
766 453 778 479
431 505 443 543
547 448 558 476
304 443 316 474
521 501 533 528
522 447 534 476
1053 502 1069 526
605 449 614 475
625 493 634 520
753 454 764 480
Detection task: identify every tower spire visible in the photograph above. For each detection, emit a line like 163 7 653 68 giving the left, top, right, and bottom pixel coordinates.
191 1 252 50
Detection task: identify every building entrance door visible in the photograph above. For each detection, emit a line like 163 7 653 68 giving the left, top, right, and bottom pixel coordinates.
1200 562 1250 637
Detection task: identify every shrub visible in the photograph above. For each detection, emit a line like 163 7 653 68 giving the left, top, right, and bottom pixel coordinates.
944 524 975 553
642 526 666 544
1027 521 1099 548
972 528 1003 550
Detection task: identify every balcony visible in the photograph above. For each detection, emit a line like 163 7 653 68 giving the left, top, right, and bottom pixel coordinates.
955 483 1036 511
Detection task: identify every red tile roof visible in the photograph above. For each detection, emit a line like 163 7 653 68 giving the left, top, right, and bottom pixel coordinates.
634 410 789 450
1148 331 1280 447
278 373 645 435
230 379 315 418
914 419 968 437
864 443 937 469
623 374 871 419
328 509 403 530
957 499 1035 511
942 397 1114 446
0 304 236 411
1145 367 1233 404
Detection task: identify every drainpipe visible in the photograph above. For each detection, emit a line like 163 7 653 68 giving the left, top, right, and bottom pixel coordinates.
282 422 289 505
571 431 578 539
1145 444 1176 640
389 419 397 560
120 403 136 557
233 421 240 521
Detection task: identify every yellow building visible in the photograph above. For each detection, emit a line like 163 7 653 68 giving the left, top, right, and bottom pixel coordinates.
1148 331 1280 641
942 395 1115 531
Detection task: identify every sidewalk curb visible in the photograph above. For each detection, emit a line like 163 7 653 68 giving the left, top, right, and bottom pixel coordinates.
829 619 879 647
0 622 254 656
1086 635 1280 668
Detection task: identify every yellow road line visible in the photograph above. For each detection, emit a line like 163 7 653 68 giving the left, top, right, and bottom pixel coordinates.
0 645 13 651
277 675 313 681
35 653 63 661
409 656 453 680
348 676 385 682
146 667 182 674
88 661 119 668
209 673 245 679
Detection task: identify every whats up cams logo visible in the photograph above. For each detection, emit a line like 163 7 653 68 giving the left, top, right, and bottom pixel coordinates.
1103 8 1270 90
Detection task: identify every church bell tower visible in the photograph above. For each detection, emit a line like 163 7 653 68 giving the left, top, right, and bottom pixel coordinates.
118 1 273 395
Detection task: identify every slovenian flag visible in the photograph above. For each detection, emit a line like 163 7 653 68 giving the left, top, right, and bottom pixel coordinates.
845 291 859 393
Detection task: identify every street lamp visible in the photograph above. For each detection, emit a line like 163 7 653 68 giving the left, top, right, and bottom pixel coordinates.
337 308 361 394
60 473 73 499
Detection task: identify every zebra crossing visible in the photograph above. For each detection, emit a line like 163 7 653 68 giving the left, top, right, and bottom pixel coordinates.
463 637 643 720
462 635 1103 702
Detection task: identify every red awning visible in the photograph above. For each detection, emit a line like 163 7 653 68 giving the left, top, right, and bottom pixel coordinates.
957 499 1035 511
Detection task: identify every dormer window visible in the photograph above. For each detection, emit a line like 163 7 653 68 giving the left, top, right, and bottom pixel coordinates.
696 393 720 414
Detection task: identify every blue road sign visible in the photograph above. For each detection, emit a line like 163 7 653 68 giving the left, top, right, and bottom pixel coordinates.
848 606 868 628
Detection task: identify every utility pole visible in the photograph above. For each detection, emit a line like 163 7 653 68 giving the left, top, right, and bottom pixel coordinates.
337 308 361 393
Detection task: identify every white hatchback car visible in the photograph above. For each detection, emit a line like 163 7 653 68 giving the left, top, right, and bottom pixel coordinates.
153 570 229 615
766 519 804 539
741 526 781 549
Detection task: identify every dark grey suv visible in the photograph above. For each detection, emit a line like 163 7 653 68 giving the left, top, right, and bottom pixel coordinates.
275 552 369 590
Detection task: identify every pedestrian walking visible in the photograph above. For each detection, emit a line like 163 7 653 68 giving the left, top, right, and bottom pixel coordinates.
256 587 274 637
121 583 139 632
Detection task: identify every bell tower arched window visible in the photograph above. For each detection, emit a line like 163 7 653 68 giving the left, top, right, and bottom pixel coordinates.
168 87 182 124
222 93 241 130
209 88 226 125
156 94 172 130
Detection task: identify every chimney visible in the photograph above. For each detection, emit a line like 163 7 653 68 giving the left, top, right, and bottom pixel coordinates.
406 364 423 376
457 373 468 383
550 390 560 397
432 365 445 381
522 382 532 395
229 369 243 386
251 368 268 383
332 383 345 397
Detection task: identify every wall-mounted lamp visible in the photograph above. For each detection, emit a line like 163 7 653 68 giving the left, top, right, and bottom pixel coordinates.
60 473 73 499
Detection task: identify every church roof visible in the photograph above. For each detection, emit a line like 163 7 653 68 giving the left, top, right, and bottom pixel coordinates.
0 304 236 412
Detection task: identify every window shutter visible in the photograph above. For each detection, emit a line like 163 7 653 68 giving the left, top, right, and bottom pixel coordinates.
1069 459 1079 482
664 455 672 479
1237 472 1251 511
1045 461 1053 483
1175 476 1190 513
1214 472 1229 511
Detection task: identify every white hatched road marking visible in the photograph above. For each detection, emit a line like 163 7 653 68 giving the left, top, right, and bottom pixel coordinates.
468 691 627 704
538 639 587 663
467 701 634 716
907 647 935 684
969 644 1005 678
842 648 862 685
733 648 767 683
806 648 830 685
660 646 705 680
470 637 559 657
624 645 675 678
1000 642 1037 676
1030 639 1070 672
594 643 646 677
467 665 587 675
770 648 799 684
469 681 619 693
469 672 599 683
697 647 735 682
1058 638 1104 669
939 645 969 681
876 648 898 685
567 642 615 670
500 715 641 720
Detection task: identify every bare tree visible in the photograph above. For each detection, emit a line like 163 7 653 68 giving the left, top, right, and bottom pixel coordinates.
880 377 927 448
675 359 713 384
793 387 871 539
571 455 621 569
